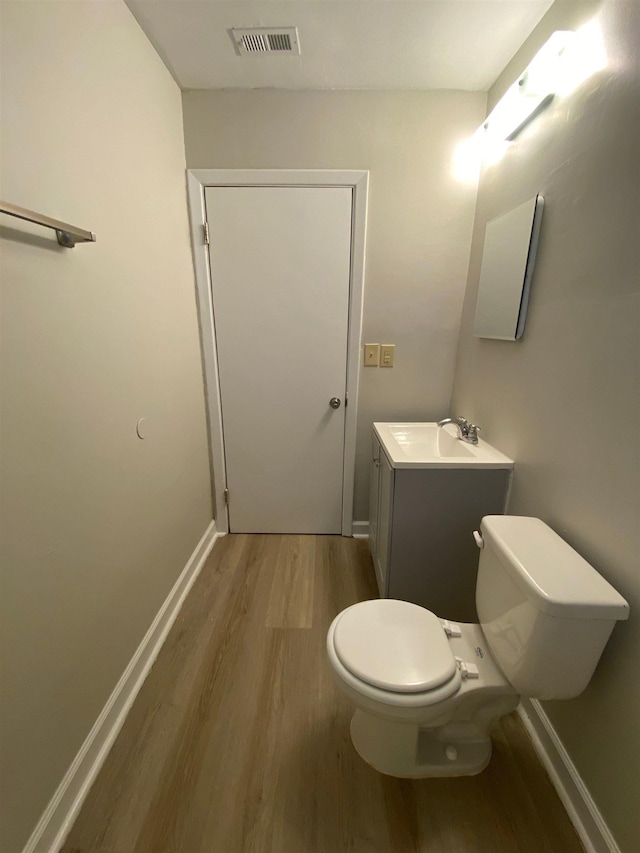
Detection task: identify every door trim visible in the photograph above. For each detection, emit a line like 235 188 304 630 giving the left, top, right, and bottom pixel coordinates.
187 169 368 535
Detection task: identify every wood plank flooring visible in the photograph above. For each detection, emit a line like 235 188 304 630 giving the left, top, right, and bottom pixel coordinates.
63 535 584 853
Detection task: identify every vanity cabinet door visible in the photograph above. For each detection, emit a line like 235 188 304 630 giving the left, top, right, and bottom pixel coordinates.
375 450 393 597
369 434 381 562
369 433 393 597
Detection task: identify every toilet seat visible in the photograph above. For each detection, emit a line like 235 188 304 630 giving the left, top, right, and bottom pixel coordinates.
332 600 457 693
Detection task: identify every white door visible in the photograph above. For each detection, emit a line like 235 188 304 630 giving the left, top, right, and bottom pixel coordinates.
204 185 353 534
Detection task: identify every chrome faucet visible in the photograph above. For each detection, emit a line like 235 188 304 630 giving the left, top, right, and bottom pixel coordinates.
437 416 469 439
437 416 481 445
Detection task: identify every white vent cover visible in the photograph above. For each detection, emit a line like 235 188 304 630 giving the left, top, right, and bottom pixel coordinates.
231 27 300 56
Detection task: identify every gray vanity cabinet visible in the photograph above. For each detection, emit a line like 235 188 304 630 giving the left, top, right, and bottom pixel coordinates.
368 431 511 622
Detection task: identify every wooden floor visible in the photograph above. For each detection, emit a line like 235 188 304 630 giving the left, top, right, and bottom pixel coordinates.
64 535 584 853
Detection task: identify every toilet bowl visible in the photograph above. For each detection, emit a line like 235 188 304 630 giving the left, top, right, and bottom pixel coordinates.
326 516 629 778
327 599 519 776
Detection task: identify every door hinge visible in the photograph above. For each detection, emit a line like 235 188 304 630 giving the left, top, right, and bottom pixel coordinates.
345 392 348 407
203 221 210 245
224 488 230 505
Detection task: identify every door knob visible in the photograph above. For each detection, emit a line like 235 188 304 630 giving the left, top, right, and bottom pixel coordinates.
329 397 341 409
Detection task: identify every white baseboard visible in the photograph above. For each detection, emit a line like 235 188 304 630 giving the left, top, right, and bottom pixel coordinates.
352 520 369 538
22 520 222 853
517 699 621 853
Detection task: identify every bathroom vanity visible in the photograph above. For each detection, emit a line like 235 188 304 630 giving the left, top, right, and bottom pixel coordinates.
369 423 513 622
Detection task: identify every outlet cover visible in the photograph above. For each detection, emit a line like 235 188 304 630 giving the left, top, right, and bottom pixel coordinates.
380 344 395 367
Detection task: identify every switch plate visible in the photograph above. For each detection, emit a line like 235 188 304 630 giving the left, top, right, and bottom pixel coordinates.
364 343 379 366
380 344 395 367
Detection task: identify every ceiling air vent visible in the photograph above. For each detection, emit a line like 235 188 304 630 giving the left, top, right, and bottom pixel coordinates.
231 27 300 56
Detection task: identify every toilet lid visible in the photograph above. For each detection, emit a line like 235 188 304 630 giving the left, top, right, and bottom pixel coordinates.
332 600 457 693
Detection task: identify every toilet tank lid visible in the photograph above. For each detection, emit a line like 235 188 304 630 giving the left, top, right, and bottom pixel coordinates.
480 516 630 620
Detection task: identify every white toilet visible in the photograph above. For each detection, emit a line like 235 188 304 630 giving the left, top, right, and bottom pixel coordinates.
326 515 629 778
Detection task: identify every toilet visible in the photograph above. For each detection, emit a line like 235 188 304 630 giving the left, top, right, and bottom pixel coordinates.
326 516 629 778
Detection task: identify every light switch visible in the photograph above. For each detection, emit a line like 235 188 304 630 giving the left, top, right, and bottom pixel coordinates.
364 343 379 366
380 344 395 367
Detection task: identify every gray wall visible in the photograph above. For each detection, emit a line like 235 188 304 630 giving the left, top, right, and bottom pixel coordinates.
182 89 486 520
0 2 212 850
450 2 639 849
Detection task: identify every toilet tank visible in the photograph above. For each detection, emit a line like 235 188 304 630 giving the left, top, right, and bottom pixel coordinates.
476 516 629 700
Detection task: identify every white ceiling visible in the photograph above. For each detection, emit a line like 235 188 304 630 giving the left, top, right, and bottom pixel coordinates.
125 0 554 92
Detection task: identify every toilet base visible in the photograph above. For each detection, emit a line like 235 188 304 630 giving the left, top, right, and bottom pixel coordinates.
350 709 493 778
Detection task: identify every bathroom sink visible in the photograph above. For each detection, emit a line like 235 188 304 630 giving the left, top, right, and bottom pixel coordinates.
374 422 514 469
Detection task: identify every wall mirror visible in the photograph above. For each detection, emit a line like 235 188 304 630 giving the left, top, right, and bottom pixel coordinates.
473 194 544 340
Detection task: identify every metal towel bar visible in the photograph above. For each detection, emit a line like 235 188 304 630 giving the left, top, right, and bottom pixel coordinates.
0 199 96 247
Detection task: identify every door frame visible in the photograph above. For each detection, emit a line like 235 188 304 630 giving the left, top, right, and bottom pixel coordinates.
186 169 369 535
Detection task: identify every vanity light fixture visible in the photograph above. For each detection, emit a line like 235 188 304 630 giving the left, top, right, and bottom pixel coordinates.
482 30 574 143
453 20 607 182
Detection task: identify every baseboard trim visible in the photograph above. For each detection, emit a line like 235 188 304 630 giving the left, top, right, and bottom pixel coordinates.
22 520 222 853
517 699 621 853
352 520 369 539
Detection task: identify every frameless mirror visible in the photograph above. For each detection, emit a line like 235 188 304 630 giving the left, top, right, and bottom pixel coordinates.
473 194 544 340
